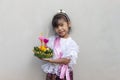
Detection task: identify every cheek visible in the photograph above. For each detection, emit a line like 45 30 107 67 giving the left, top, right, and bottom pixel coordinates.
65 27 69 32
54 29 58 33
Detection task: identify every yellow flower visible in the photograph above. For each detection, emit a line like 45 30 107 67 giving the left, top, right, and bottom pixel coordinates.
39 46 47 51
46 48 49 50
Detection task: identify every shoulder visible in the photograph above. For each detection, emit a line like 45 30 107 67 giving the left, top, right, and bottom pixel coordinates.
68 37 79 47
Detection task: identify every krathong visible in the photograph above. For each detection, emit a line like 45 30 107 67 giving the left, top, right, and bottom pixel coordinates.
33 34 53 58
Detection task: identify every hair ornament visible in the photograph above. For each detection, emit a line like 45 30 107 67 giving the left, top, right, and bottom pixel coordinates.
57 9 66 13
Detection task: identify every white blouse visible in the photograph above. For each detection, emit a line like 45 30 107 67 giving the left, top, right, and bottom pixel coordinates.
41 35 79 75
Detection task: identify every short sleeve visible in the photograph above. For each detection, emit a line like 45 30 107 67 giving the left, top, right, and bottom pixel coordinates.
62 40 79 65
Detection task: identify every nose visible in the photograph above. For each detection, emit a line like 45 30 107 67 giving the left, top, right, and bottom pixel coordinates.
58 26 62 30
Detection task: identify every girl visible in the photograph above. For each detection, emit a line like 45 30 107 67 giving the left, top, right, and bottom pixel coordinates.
40 10 79 80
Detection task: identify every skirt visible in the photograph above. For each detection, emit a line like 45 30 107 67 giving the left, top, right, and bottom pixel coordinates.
46 71 73 80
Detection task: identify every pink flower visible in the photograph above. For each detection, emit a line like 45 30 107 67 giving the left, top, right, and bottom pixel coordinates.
38 36 44 41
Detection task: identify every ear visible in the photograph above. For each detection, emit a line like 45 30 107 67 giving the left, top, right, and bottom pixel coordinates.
68 21 71 27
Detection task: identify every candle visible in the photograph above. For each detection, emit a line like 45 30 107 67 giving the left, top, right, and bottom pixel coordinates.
38 33 44 46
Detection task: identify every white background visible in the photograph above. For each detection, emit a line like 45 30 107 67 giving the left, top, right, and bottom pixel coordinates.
0 0 120 80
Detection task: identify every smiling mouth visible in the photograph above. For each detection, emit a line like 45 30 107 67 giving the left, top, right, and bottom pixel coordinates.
59 31 64 34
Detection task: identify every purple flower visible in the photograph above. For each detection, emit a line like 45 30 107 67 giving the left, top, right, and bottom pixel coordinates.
44 38 49 43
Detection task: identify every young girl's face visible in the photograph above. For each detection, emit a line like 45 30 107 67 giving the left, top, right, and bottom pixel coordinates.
54 18 70 38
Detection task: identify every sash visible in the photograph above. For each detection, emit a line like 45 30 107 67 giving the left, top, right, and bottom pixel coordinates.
54 37 70 80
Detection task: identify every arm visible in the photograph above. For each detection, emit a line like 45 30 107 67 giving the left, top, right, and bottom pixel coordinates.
40 58 70 65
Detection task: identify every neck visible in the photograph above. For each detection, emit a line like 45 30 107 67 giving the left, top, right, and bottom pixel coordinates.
59 34 69 39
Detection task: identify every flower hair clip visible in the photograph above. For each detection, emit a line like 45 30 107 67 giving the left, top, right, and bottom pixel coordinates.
57 9 66 13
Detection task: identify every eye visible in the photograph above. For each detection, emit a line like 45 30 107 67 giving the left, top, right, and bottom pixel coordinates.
59 23 63 26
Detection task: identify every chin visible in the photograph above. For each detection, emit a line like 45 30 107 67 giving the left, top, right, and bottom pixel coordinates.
59 35 65 37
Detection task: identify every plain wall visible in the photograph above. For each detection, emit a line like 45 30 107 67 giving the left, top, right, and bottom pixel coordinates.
0 0 120 80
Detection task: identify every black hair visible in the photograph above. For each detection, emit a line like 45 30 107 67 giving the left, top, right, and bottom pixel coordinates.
52 12 71 31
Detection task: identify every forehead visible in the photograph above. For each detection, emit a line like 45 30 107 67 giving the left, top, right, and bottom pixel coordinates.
57 18 67 24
